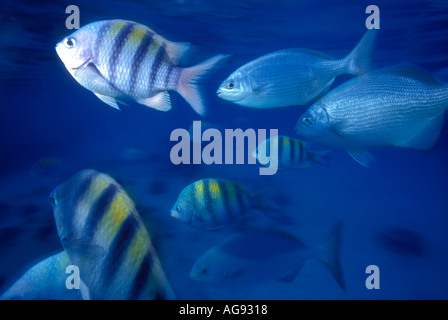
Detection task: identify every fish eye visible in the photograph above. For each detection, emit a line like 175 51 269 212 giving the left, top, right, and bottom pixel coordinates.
49 192 57 206
176 205 182 213
64 37 76 49
199 266 208 275
302 117 313 126
226 81 234 90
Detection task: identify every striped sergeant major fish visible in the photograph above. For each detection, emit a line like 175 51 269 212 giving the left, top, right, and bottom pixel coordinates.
0 252 82 300
50 169 176 300
170 178 284 230
55 20 228 116
252 135 330 169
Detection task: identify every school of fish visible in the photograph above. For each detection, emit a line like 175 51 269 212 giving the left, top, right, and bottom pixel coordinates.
1 13 447 299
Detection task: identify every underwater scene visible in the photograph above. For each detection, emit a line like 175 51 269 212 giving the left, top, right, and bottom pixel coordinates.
0 0 447 301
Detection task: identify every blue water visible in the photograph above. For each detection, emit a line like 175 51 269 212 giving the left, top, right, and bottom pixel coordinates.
0 0 447 300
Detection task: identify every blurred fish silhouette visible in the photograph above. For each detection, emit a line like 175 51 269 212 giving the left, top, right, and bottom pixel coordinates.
217 30 377 108
50 169 176 300
296 64 448 167
170 178 285 230
0 252 82 300
253 135 331 169
375 228 426 257
29 157 63 181
55 19 228 115
190 222 345 290
119 147 148 162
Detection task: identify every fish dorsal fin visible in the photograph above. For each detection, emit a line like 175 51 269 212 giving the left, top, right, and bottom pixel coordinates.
385 63 441 86
138 23 190 64
138 91 172 111
279 48 335 61
164 41 191 64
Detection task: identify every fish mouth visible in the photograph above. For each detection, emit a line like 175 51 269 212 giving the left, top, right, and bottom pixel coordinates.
170 209 180 219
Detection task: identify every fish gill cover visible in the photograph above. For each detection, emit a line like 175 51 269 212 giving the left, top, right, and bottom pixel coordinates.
0 0 447 302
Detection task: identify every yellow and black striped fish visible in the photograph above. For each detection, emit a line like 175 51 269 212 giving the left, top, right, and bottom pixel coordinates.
50 169 175 300
253 135 331 169
56 20 227 115
171 178 282 230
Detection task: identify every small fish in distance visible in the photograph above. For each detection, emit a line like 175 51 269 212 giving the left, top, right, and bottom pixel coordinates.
170 178 283 230
253 135 331 169
56 19 227 115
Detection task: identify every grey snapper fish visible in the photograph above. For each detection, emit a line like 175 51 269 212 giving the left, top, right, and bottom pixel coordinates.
56 19 227 116
253 135 331 169
50 169 176 300
295 64 448 167
0 251 82 300
190 222 345 290
216 29 377 108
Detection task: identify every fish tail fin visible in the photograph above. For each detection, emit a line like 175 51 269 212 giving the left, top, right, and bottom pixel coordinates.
177 54 230 116
342 29 378 76
316 221 345 291
309 149 332 167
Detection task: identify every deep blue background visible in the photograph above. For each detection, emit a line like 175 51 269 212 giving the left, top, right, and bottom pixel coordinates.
0 0 447 299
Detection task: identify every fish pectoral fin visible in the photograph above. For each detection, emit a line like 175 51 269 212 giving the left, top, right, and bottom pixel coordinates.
346 149 375 168
74 63 108 85
329 120 350 137
252 83 275 96
94 93 120 110
395 113 444 150
79 279 91 300
226 268 248 280
279 263 306 283
138 92 172 112
75 64 121 110
64 239 105 269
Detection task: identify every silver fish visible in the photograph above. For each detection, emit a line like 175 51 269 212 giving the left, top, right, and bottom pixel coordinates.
0 252 82 300
56 19 227 115
216 30 377 108
295 64 448 167
190 222 345 290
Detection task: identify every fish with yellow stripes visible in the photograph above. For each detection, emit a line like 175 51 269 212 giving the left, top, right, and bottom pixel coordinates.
170 178 283 230
50 169 176 300
253 135 331 169
55 20 227 116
